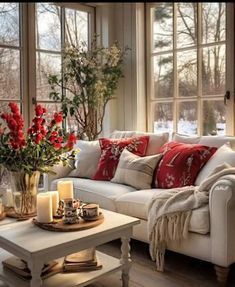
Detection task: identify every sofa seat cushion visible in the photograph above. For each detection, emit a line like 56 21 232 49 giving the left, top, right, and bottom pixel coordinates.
51 177 136 212
116 189 210 234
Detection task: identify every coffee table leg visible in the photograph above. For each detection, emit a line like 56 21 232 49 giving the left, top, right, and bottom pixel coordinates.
121 236 131 287
28 260 43 287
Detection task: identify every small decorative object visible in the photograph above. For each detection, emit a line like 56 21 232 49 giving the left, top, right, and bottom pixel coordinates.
36 193 53 223
63 207 79 224
50 191 59 216
48 35 128 141
57 181 74 200
0 103 77 218
80 203 100 220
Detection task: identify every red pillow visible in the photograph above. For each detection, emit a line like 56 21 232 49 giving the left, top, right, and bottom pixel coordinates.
93 136 149 181
155 141 217 188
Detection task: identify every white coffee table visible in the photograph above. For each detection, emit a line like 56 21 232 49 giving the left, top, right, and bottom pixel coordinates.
0 209 140 287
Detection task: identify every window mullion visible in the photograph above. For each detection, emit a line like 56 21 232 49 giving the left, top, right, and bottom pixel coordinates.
197 3 202 135
27 3 36 126
173 3 178 133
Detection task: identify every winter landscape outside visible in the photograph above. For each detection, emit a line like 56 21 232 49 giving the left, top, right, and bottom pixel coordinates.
151 3 226 136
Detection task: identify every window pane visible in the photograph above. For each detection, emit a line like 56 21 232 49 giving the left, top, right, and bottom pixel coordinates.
153 54 173 98
177 101 197 135
178 49 197 97
65 9 88 46
202 45 225 96
0 3 19 46
153 102 173 133
202 3 225 44
152 4 173 52
203 100 225 135
36 3 61 51
177 3 197 48
36 52 61 100
0 48 20 100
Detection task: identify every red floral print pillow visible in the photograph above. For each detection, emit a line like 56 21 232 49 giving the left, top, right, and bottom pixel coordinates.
93 136 149 181
155 141 217 188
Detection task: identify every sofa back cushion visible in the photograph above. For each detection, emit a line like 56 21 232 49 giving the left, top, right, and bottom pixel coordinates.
172 132 201 144
68 140 101 179
109 130 169 155
173 133 235 149
155 142 217 188
195 143 235 185
93 136 149 181
111 149 162 190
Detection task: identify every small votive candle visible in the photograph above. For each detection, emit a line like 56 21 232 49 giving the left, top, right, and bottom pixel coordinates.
37 193 53 223
57 181 74 200
50 191 59 216
6 188 14 207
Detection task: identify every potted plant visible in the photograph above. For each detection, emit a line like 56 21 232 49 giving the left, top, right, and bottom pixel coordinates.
48 36 128 141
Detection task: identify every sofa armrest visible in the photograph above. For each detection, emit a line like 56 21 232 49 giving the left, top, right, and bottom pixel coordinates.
45 163 73 191
209 175 235 267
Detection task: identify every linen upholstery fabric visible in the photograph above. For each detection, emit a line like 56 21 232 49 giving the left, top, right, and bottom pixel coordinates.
115 189 210 234
51 177 135 212
156 142 217 188
172 132 201 144
93 136 149 181
195 143 235 185
199 136 235 149
111 149 162 190
109 130 169 155
68 140 101 179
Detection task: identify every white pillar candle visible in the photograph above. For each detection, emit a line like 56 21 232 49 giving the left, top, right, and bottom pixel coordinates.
6 188 14 207
37 193 53 223
50 191 59 216
57 181 74 200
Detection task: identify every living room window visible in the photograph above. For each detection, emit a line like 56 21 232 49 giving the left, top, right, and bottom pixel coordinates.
0 3 22 113
147 3 234 136
0 3 94 128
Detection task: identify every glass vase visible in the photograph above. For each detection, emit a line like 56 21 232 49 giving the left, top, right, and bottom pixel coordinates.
9 171 40 217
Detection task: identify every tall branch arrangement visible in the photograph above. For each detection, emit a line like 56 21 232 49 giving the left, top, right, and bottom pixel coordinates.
48 36 128 141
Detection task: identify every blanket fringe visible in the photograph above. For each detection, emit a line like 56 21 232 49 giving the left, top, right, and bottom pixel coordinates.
150 211 192 271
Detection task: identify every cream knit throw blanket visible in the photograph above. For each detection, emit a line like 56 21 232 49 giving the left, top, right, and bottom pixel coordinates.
148 164 235 271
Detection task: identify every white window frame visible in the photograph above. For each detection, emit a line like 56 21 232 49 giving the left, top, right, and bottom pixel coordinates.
146 2 234 136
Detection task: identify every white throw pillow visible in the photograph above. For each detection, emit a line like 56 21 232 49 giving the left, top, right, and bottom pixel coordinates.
195 143 235 186
68 140 101 179
109 130 169 156
111 149 162 190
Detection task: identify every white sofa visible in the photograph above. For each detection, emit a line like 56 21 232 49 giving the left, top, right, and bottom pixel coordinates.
48 131 235 283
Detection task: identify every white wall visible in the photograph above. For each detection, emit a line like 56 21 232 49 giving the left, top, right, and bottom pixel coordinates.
96 3 146 136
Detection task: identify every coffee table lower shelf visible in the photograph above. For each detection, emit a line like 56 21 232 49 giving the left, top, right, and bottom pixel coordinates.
0 250 122 287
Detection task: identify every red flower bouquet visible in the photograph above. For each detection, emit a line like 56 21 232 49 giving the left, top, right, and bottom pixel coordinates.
0 103 77 174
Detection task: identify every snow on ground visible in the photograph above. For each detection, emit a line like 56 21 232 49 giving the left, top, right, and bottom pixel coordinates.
154 120 225 136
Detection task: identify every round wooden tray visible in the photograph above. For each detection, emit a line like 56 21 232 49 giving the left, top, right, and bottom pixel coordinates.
5 207 36 221
0 212 6 221
32 213 104 232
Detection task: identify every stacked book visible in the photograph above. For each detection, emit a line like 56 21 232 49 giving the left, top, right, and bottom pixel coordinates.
63 247 102 272
2 256 61 280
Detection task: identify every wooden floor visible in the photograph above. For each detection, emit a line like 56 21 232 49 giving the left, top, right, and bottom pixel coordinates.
90 239 235 287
